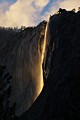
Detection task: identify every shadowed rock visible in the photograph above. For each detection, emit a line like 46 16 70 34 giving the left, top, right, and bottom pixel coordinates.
18 9 80 120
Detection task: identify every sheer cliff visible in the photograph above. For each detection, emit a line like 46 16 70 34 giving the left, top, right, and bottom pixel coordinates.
18 10 80 120
0 21 47 116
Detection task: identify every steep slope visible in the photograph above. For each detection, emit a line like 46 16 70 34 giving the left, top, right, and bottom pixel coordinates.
0 21 47 116
19 10 80 120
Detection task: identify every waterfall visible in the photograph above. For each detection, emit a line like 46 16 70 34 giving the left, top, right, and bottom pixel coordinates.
42 22 49 62
0 21 49 116
11 22 49 116
34 21 49 100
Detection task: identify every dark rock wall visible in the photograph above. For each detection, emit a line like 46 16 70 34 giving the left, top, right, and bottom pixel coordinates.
19 11 80 120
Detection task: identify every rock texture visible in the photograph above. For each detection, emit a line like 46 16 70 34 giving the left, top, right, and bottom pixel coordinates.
18 10 80 120
0 21 47 116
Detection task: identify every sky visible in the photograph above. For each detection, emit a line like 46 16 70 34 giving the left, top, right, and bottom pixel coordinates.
0 0 80 27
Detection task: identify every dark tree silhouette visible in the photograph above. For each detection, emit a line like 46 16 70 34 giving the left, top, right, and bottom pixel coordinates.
0 65 17 120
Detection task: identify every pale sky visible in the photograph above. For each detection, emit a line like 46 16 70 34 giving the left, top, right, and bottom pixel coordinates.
0 0 80 27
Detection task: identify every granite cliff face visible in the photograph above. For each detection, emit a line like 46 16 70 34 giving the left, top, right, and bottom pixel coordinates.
19 10 80 120
0 21 47 116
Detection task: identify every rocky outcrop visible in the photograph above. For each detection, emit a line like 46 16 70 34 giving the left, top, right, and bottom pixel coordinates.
19 10 80 120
